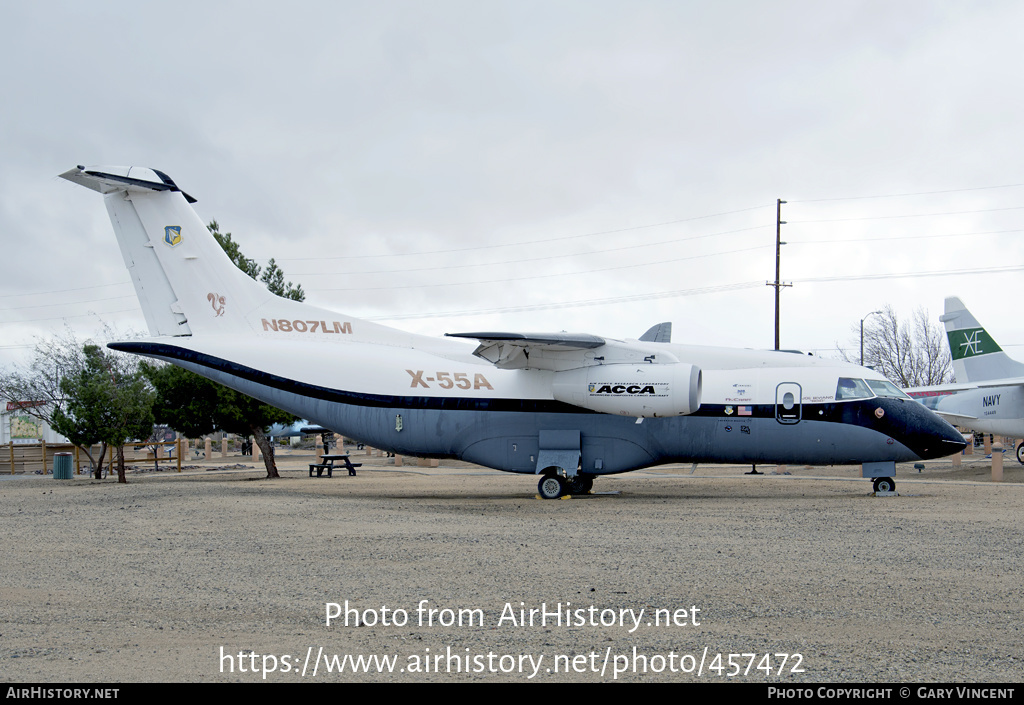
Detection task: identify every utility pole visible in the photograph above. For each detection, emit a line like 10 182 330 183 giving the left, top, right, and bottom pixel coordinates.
766 199 791 350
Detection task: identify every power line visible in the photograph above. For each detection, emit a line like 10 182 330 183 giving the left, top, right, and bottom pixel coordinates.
296 225 767 278
0 295 136 313
796 263 1024 284
316 244 771 292
275 204 772 262
292 224 765 276
790 182 1024 203
272 182 1024 265
794 227 1024 245
363 261 1024 321
788 205 1024 224
0 307 140 325
365 281 765 321
0 281 132 300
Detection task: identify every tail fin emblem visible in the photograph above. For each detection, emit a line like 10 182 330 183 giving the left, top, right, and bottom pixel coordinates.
164 225 182 247
207 292 225 317
960 330 983 356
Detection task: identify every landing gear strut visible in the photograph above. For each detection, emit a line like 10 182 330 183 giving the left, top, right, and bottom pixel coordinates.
566 474 594 495
538 472 595 499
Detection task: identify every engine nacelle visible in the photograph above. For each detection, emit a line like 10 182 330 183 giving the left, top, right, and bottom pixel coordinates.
551 363 701 417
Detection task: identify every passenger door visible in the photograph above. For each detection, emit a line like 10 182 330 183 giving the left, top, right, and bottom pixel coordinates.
775 382 802 425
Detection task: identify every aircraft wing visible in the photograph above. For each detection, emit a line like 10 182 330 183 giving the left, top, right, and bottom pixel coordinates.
973 376 1024 389
446 331 606 349
445 331 677 371
932 409 979 421
907 376 1024 395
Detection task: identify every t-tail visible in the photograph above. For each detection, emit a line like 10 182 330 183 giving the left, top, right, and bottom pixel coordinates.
60 165 400 343
940 296 1024 382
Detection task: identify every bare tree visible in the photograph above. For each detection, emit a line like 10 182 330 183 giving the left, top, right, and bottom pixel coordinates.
0 326 149 476
839 306 953 387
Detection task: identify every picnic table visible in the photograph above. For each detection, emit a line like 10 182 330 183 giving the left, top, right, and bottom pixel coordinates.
309 454 361 478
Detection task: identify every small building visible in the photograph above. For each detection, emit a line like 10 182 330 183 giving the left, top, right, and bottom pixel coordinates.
0 400 70 445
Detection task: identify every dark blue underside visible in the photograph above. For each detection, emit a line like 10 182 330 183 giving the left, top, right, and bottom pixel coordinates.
111 341 964 470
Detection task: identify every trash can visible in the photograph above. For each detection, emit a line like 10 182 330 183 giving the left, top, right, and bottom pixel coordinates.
53 452 73 480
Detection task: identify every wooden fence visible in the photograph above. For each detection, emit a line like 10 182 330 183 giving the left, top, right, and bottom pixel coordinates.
6 440 183 475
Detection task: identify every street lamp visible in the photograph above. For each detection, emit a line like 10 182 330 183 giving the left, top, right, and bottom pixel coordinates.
860 310 883 366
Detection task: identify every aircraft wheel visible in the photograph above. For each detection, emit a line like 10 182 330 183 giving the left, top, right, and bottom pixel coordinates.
538 474 565 500
1016 443 1024 465
566 475 594 495
873 477 896 493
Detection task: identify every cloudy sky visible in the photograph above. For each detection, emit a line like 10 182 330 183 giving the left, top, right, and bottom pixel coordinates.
2 1 1023 368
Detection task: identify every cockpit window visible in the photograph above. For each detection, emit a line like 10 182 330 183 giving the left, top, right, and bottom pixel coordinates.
836 377 873 400
865 378 911 400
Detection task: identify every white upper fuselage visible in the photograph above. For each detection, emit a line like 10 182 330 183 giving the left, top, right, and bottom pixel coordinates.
140 324 879 411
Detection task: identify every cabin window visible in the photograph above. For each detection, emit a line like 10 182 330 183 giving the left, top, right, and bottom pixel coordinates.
836 377 873 400
865 379 911 400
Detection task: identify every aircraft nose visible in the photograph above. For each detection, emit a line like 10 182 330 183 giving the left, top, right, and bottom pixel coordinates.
897 400 967 459
931 420 968 458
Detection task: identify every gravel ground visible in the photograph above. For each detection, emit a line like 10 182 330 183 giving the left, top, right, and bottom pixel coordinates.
2 450 1022 683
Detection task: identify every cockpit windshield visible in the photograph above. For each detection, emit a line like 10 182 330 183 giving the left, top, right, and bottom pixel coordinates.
836 377 911 401
836 377 873 400
865 378 911 400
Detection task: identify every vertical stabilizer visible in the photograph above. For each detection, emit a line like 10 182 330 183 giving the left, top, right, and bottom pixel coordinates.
639 322 672 343
60 165 402 343
940 297 1024 382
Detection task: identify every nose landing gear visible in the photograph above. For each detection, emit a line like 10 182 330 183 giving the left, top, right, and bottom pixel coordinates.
538 474 566 500
537 472 595 499
872 476 896 493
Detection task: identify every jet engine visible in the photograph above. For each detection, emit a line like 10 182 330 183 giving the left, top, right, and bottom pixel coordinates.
551 363 701 417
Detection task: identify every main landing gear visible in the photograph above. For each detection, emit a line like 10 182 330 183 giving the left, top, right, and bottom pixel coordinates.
537 472 594 499
538 474 565 500
872 477 896 493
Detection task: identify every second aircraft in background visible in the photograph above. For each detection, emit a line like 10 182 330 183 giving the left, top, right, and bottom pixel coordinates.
906 297 1024 462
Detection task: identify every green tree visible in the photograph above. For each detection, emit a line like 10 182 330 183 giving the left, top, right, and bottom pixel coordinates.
50 345 154 483
207 221 305 301
207 219 261 279
142 363 295 478
261 257 305 301
0 329 110 475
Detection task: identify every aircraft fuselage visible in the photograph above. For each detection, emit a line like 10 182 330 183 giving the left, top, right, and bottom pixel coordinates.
113 336 963 475
912 385 1024 438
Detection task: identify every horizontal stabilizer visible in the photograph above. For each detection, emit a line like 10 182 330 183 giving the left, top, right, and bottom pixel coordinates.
59 166 196 202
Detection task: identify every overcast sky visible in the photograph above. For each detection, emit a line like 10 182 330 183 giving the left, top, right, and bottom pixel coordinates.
2 1 1023 369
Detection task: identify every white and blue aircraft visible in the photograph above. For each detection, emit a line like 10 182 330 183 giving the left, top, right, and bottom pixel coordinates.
907 297 1024 462
60 165 965 497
